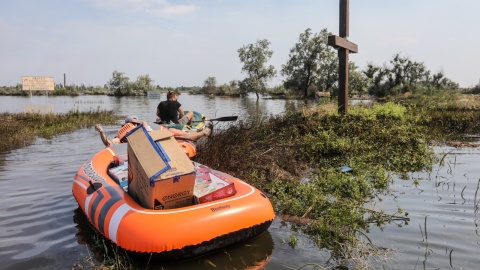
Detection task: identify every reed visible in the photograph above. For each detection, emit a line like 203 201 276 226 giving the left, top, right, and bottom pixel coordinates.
0 109 119 153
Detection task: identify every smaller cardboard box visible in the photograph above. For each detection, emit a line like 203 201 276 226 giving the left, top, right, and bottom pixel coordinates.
127 126 195 210
193 163 236 204
108 162 129 192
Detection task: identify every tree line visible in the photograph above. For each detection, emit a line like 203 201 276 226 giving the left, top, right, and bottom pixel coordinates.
234 28 463 99
1 28 477 98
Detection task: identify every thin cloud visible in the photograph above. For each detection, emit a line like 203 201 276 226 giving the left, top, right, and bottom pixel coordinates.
90 0 196 16
378 37 419 47
160 5 196 15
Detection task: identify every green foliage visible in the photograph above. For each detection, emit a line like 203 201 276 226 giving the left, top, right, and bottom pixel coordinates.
281 28 336 98
288 234 298 248
364 53 460 97
202 76 217 94
237 39 277 99
51 87 76 96
107 70 130 96
348 62 370 97
193 96 480 265
196 99 440 210
296 105 432 175
389 93 480 140
0 110 119 153
265 84 294 97
3 29 477 99
198 77 242 97
0 84 113 96
0 84 27 96
132 74 154 96
464 83 480 94
280 28 370 99
371 101 406 118
349 101 406 120
217 80 241 97
107 70 154 96
266 165 393 259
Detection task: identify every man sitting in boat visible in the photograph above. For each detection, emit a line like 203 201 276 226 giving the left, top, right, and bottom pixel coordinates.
156 91 193 125
95 116 211 147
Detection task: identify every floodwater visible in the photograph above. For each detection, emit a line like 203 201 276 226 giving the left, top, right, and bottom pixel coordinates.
0 95 479 269
367 146 480 268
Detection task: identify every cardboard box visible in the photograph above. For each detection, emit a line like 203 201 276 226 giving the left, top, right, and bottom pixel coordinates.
108 162 129 192
113 153 128 166
193 163 236 204
127 126 195 210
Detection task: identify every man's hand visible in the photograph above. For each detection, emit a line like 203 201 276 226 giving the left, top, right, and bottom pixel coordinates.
95 124 103 133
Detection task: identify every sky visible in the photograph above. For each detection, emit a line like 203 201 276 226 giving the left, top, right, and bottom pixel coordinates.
1 0 479 88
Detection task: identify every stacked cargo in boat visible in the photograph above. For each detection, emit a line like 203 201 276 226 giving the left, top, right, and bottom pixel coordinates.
116 125 238 209
72 124 275 261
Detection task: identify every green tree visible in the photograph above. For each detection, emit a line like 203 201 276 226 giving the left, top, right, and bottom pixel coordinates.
364 53 459 97
238 39 276 99
281 28 337 98
202 76 217 94
108 70 131 96
348 62 370 97
133 74 154 96
363 63 387 97
217 80 240 96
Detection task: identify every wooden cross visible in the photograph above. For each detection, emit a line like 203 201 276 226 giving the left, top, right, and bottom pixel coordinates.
328 0 358 114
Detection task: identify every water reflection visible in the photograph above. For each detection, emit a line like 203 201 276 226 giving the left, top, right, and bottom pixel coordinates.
0 94 318 121
367 147 480 269
73 207 274 269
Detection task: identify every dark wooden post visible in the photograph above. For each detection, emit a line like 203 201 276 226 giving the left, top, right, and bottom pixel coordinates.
328 0 358 114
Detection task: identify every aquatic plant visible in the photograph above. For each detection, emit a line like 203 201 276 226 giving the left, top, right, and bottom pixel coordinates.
195 94 480 268
0 109 119 153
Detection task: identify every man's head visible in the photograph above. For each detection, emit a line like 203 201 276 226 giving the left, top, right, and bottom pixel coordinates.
167 91 178 100
124 116 140 125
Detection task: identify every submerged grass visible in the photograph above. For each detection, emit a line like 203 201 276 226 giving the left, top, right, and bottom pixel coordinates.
195 93 480 268
0 109 119 154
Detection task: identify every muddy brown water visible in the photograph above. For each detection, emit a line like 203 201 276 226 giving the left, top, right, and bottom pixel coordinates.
1 95 479 269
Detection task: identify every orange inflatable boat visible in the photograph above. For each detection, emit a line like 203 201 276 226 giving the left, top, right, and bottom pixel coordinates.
72 143 275 261
175 139 197 158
